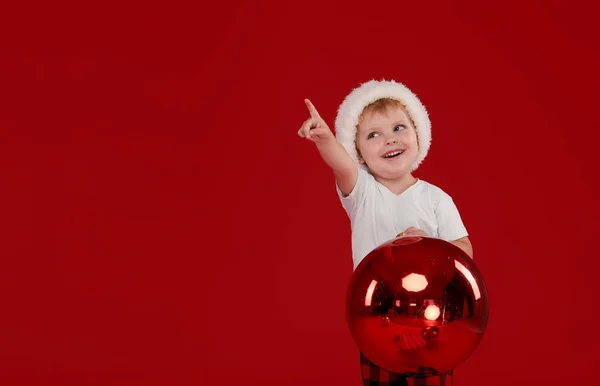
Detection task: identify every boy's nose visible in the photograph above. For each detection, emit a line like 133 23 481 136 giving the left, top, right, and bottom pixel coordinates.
385 137 398 145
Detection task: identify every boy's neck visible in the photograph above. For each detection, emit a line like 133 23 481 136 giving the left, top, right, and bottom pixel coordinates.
375 173 418 195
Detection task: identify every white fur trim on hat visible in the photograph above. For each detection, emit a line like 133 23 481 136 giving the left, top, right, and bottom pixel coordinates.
334 79 432 172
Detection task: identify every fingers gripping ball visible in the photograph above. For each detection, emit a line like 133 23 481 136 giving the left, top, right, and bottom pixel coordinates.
346 236 489 376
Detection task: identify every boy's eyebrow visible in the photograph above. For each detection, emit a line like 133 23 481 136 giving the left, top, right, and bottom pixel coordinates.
364 121 406 132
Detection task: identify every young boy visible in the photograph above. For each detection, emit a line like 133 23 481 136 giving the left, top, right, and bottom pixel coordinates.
298 79 472 385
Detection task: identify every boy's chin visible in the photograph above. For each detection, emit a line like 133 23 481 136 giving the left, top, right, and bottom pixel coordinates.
370 167 412 181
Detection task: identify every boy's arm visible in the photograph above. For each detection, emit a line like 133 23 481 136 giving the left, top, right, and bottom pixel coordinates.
451 236 473 259
315 139 357 197
402 228 474 259
298 99 357 196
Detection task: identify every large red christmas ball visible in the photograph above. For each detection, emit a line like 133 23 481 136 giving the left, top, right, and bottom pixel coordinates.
346 236 489 376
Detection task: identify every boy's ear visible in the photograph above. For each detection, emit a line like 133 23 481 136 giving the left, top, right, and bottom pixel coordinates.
356 147 366 164
412 122 420 148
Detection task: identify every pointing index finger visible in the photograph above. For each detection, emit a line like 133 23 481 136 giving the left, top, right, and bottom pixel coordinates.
304 99 321 119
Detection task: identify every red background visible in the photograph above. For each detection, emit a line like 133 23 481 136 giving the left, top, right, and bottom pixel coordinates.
1 1 599 385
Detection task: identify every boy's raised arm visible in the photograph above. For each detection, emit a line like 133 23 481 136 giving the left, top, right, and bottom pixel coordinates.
298 99 358 196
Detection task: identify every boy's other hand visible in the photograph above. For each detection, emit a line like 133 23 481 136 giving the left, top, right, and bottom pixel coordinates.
298 99 334 143
400 227 429 237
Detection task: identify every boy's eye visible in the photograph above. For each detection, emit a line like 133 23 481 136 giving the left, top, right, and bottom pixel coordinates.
394 125 406 132
367 132 378 139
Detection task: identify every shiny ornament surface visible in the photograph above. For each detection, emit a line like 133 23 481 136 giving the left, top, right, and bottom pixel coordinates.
346 236 489 376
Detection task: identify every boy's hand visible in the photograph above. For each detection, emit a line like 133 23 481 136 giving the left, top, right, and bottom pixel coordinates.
298 99 335 143
399 227 429 237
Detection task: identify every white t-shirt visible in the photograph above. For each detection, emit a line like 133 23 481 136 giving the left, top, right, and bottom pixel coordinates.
337 168 469 269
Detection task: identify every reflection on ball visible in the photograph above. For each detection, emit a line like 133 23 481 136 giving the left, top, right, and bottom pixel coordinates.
346 236 489 376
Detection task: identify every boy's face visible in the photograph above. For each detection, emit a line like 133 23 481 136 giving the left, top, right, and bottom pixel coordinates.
356 106 419 180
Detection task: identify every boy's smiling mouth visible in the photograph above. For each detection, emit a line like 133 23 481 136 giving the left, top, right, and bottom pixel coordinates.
382 149 405 159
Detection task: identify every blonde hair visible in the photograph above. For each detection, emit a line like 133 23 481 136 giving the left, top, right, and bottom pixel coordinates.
359 98 411 124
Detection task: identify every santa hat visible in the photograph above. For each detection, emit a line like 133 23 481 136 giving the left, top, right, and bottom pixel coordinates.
334 79 432 171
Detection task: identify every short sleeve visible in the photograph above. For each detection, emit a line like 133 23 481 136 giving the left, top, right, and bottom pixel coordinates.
336 168 369 218
434 191 469 242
